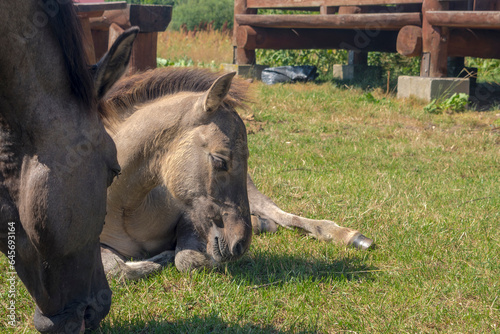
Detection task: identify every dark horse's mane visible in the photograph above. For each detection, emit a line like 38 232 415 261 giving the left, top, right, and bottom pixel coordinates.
100 68 250 122
47 1 95 111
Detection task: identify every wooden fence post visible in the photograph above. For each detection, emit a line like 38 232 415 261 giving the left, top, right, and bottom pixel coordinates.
421 0 449 77
234 0 257 64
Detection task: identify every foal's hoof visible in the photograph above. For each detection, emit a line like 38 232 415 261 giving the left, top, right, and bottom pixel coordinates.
350 234 374 250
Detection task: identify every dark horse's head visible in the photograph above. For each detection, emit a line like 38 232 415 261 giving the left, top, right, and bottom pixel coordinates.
0 2 137 332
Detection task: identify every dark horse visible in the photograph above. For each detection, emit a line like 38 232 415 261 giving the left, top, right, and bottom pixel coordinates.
0 1 137 332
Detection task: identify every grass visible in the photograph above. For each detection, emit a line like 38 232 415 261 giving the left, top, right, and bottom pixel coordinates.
1 82 499 333
157 29 233 68
1 32 500 333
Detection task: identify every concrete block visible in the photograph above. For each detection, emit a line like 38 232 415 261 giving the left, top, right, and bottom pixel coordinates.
220 64 268 80
332 64 383 81
397 76 470 102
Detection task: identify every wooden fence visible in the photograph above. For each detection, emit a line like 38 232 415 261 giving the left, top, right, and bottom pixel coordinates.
75 2 171 72
233 0 500 78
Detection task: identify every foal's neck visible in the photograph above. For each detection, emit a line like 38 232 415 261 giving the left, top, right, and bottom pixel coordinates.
107 98 186 212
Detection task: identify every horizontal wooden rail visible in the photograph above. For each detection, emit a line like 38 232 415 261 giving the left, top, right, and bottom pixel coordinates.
397 24 500 58
75 2 127 13
426 11 500 29
89 5 172 33
247 0 423 8
235 13 421 29
236 25 399 51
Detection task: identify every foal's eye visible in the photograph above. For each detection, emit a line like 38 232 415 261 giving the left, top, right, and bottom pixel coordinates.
211 155 228 171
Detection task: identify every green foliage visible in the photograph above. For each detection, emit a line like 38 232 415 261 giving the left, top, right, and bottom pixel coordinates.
466 58 500 82
170 0 234 31
359 92 386 104
424 93 469 114
157 56 218 69
107 0 234 31
368 52 420 76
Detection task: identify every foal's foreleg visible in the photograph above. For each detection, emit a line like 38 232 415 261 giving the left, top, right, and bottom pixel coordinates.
247 175 373 249
101 245 175 280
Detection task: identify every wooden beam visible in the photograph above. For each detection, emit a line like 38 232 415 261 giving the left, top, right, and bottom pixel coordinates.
129 5 172 33
397 25 500 59
247 0 423 8
235 13 421 30
448 28 500 58
89 5 172 32
91 29 109 60
348 50 368 65
234 0 258 64
236 25 399 52
397 25 422 57
130 32 158 72
426 11 500 29
74 2 127 13
474 0 499 10
89 9 130 31
108 23 124 50
79 16 96 64
421 0 449 77
320 5 338 14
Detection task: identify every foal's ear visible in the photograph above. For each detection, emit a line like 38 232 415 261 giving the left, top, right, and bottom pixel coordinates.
203 72 236 113
93 27 139 99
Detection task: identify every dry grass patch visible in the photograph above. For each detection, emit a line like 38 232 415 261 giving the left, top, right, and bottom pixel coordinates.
157 29 233 66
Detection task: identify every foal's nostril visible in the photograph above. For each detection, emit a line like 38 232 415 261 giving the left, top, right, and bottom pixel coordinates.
231 240 245 257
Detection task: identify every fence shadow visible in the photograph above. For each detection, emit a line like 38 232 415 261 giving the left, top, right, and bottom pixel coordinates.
470 81 500 110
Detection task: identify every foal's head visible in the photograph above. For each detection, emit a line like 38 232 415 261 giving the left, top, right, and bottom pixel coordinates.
163 73 252 270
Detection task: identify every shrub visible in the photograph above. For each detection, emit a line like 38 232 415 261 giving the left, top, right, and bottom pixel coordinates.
170 0 234 31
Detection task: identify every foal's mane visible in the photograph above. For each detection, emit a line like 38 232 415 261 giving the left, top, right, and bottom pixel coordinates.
47 1 95 111
100 68 250 124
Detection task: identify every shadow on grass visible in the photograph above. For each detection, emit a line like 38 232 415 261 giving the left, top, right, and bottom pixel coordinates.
97 314 312 334
470 81 500 110
223 249 377 286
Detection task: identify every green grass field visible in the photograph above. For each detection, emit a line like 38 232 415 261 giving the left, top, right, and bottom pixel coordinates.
1 80 499 333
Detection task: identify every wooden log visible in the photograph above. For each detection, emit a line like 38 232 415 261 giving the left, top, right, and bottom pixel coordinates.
234 0 258 64
108 23 124 50
474 0 499 10
448 29 500 58
426 11 500 29
246 0 423 8
337 4 421 13
91 29 109 60
129 5 172 33
130 32 158 72
320 5 338 14
89 9 130 31
397 25 500 59
397 25 422 57
234 13 421 30
79 16 96 64
338 6 362 14
74 2 127 14
236 25 399 52
348 50 368 65
421 0 449 77
89 5 172 32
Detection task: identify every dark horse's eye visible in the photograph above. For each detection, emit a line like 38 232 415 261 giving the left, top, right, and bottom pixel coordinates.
211 155 228 171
